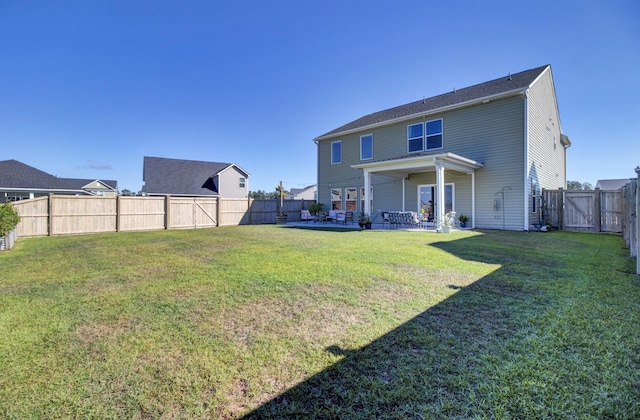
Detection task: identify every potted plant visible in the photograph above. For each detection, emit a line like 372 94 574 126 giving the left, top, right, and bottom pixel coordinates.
458 213 468 228
358 213 372 229
309 202 324 215
441 212 454 233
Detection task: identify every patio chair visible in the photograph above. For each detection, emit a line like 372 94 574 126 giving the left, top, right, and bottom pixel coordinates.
382 212 390 229
408 211 421 229
388 211 400 229
345 211 354 224
336 211 346 224
301 209 314 223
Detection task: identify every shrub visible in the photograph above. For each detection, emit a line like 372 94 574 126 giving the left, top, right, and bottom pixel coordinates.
0 203 20 237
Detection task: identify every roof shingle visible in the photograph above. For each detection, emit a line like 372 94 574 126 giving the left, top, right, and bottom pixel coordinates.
316 65 549 139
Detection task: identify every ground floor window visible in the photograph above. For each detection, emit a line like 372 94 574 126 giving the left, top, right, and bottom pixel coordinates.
331 188 342 210
418 184 454 221
345 188 357 211
360 187 373 213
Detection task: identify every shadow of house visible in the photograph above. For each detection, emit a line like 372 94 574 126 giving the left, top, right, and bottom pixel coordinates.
244 233 636 418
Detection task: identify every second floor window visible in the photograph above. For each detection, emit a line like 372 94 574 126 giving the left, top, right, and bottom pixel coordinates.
331 141 342 164
360 134 373 160
239 178 246 188
407 123 423 152
426 119 443 150
408 119 444 152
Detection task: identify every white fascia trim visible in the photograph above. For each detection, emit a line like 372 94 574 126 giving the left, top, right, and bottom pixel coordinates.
82 180 117 191
351 152 483 173
216 164 250 178
314 88 527 142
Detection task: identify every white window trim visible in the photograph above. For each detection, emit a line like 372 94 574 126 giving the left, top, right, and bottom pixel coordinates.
360 134 373 161
425 118 444 151
331 140 342 164
407 123 423 153
331 188 343 210
345 187 357 211
360 186 373 213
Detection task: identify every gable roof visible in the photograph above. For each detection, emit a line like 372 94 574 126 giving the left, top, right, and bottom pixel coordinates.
315 65 550 141
0 159 82 192
0 159 117 194
62 178 118 191
142 156 249 196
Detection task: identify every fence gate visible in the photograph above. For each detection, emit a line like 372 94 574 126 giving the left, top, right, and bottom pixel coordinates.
600 191 623 233
542 189 624 233
564 191 596 231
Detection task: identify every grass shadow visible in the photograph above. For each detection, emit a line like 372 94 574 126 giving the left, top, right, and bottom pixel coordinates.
244 232 640 418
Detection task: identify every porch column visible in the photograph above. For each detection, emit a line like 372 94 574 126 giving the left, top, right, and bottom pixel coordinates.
402 177 406 212
471 171 476 229
435 160 445 231
363 169 371 215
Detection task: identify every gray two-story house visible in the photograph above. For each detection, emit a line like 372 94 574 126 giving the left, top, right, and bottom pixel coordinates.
142 156 250 198
314 64 571 231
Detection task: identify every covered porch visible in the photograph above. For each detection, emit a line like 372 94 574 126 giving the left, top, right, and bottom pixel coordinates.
352 152 483 231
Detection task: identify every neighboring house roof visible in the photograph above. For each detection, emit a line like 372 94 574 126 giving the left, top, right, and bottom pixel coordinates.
62 178 118 191
0 159 116 194
142 156 249 196
595 179 632 190
315 64 550 140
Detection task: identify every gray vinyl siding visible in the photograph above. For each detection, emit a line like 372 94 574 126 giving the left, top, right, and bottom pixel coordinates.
219 168 248 198
317 94 527 229
526 68 566 225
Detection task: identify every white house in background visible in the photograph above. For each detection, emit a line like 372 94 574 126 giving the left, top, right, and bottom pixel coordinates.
314 64 571 230
287 184 317 200
595 179 632 191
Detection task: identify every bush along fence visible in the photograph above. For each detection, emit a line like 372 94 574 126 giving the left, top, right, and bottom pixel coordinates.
0 202 20 251
10 195 316 238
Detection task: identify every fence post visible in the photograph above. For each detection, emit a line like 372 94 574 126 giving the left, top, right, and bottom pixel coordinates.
165 195 171 230
594 187 601 232
48 194 53 236
216 196 221 227
116 195 121 232
558 188 564 231
636 167 639 276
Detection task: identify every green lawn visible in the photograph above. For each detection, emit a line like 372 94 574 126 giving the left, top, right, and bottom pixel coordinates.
1 226 638 418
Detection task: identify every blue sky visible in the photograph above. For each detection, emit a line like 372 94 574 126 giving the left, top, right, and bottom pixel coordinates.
2 1 639 193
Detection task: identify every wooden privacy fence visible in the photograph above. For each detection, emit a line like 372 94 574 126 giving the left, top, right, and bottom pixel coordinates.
542 188 623 233
12 195 315 238
543 167 639 276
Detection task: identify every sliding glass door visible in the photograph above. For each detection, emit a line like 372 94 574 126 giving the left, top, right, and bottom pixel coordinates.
418 184 454 221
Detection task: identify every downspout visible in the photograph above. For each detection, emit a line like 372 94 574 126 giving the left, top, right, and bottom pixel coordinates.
523 89 530 231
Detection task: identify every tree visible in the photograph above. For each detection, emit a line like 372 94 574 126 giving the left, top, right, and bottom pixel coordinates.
120 189 135 196
567 181 593 190
0 202 20 238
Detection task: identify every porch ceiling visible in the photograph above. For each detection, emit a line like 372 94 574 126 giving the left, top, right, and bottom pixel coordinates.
351 152 483 178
